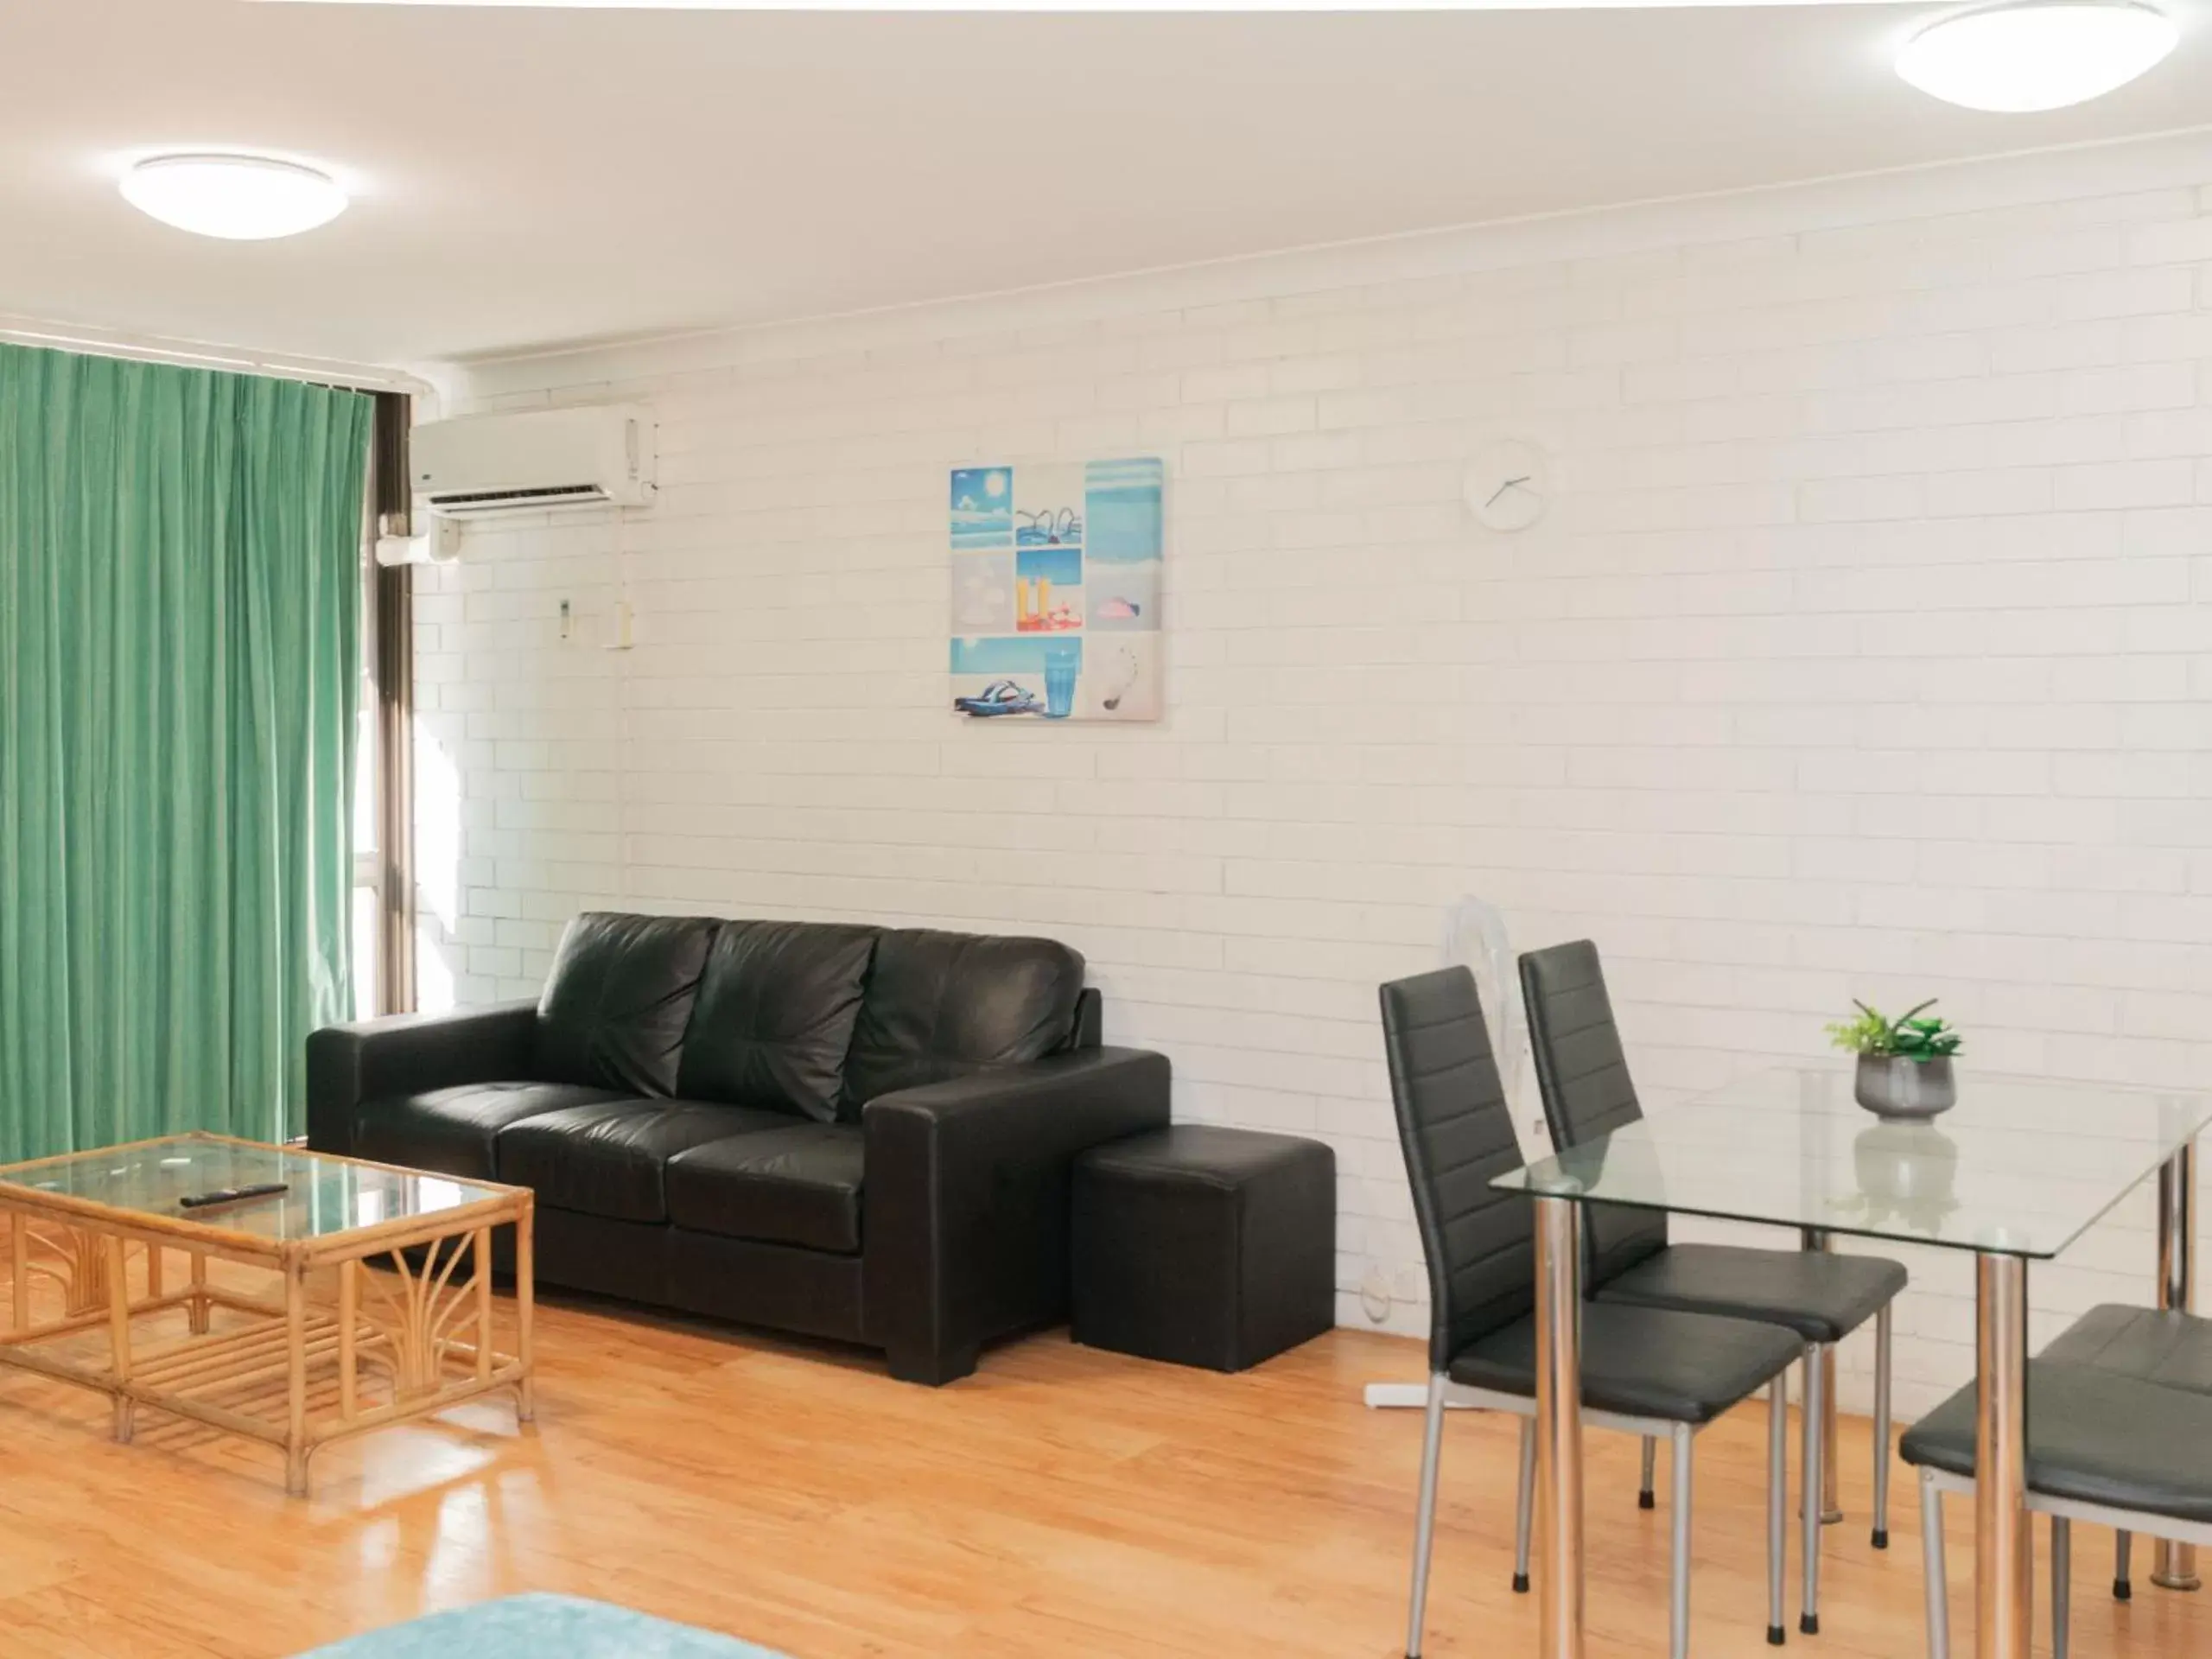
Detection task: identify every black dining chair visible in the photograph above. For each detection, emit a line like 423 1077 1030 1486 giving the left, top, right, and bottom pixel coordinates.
1381 965 1803 1659
1903 1359 2212 1659
2038 1300 2212 1599
1519 939 1910 1636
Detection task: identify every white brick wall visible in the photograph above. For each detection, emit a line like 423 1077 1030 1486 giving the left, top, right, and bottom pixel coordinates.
417 134 2212 1417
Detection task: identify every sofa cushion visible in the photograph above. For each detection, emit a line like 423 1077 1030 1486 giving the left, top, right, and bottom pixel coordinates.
353 1081 635 1182
536 912 718 1097
841 929 1086 1116
667 1124 865 1254
497 1099 791 1224
676 921 879 1123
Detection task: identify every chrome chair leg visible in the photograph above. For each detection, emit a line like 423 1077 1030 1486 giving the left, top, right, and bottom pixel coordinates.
1405 1373 1447 1658
1802 1345 1823 1635
1671 1421 1694 1659
1514 1414 1535 1594
1873 1303 1894 1549
1920 1470 1950 1659
1768 1376 1787 1646
2115 1530 2133 1601
1641 1433 1658 1510
2051 1516 2070 1659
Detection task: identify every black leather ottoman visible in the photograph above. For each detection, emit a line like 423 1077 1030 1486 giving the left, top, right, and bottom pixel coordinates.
1071 1125 1335 1372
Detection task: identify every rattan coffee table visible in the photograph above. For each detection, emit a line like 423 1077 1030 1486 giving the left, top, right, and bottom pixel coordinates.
0 1132 534 1495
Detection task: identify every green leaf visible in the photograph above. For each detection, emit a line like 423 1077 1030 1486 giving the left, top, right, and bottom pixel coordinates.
1833 995 1961 1058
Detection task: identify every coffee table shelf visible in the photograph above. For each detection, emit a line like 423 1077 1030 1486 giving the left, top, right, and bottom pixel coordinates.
0 1133 534 1495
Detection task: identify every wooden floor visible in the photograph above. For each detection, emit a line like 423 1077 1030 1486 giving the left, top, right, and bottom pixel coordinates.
0 1285 2203 1659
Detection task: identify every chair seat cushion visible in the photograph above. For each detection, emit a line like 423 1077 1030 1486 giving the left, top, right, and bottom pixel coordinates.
1593 1243 1907 1344
1900 1362 2212 1524
1449 1300 1800 1425
497 1100 794 1223
2040 1303 2212 1395
666 1124 865 1255
354 1082 638 1181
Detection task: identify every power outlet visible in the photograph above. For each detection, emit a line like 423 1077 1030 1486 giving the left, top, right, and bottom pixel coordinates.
1360 1265 1392 1324
1393 1265 1426 1309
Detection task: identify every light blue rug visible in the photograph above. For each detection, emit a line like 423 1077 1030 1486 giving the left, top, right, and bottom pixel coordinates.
298 1594 789 1657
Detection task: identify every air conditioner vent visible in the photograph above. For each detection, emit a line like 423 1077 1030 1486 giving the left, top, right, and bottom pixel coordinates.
429 485 611 510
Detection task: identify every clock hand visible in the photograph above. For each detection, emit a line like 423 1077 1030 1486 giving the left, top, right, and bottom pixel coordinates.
1484 474 1533 508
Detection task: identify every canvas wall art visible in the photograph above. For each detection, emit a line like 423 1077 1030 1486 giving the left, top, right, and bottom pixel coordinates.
949 457 1163 722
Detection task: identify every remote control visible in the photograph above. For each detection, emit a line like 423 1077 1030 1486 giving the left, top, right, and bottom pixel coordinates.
178 1181 290 1211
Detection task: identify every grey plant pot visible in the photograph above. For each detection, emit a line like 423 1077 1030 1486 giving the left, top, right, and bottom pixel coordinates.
1853 1053 1957 1121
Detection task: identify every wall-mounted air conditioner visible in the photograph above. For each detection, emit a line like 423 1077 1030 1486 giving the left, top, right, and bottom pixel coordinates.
412 404 657 519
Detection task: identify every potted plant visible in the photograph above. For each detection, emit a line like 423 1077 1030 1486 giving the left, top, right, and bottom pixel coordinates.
1826 1000 1962 1120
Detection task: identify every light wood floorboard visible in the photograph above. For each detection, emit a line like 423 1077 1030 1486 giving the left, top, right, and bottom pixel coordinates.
0 1285 2202 1658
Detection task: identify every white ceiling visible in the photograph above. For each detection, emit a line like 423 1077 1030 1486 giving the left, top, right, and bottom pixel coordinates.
5 0 2209 367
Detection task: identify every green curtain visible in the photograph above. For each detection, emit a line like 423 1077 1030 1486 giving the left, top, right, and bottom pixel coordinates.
0 344 372 1162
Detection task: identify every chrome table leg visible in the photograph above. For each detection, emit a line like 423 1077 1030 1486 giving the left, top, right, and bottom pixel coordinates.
1802 1227 1843 1524
1974 1251 2031 1659
1534 1195 1586 1659
2154 1142 2200 1592
2051 1516 2071 1659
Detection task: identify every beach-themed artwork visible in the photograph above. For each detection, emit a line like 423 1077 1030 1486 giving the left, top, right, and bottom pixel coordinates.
1015 464 1085 549
950 467 1014 550
1086 558 1158 632
952 551 1015 633
950 456 1163 722
1014 545 1083 632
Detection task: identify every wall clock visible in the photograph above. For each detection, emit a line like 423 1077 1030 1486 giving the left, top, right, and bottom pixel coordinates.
1465 438 1550 533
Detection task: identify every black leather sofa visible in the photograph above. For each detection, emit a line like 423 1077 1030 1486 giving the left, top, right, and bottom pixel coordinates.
306 912 1171 1384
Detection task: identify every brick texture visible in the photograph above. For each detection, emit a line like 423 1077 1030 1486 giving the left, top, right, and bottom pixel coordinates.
417 155 2212 1418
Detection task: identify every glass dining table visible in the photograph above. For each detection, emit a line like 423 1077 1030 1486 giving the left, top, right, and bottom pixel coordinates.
1491 1061 2212 1659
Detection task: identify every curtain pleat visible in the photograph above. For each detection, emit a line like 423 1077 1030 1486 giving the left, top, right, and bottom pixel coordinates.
0 343 372 1160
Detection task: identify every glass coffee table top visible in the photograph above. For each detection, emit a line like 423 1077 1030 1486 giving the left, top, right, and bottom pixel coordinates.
0 1135 508 1243
1491 1062 2212 1259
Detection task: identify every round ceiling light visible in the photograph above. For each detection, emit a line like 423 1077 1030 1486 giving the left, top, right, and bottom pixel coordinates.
1897 1 2179 112
119 154 348 241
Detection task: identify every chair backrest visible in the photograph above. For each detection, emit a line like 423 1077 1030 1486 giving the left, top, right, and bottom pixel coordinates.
1519 939 1669 1287
1443 894 1523 1117
1378 966 1538 1374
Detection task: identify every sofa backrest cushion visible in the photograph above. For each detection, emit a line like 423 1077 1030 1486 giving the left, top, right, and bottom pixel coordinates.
676 920 880 1122
840 929 1086 1116
535 912 718 1097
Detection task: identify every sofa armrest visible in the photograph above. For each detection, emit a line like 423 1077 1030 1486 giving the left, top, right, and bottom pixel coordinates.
861 1046 1171 1384
305 1001 538 1156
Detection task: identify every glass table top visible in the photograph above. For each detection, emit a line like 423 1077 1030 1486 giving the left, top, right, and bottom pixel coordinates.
0 1135 508 1243
1491 1063 2212 1259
